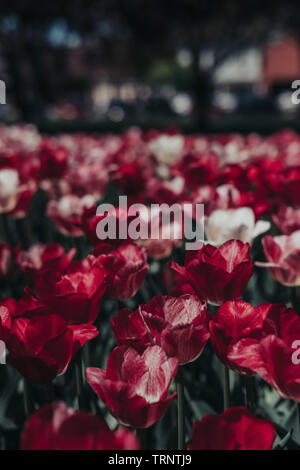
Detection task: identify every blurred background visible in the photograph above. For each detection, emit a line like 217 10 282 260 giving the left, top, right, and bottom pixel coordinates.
1 0 300 133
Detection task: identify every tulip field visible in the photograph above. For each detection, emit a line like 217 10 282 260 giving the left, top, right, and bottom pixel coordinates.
0 124 300 451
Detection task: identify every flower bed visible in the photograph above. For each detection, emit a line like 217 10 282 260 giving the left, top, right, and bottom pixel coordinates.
0 124 299 450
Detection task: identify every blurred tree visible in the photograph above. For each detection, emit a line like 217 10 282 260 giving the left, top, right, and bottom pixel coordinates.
0 0 300 125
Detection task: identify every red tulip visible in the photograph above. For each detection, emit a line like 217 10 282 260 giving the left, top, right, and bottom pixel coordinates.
111 295 210 365
228 304 300 401
169 240 253 305
91 241 148 300
81 205 136 246
20 402 139 450
162 265 196 297
209 300 273 374
39 144 69 180
15 243 76 284
188 407 275 450
218 164 247 189
86 345 178 428
134 205 184 259
8 183 38 218
112 161 147 198
174 152 218 188
0 301 98 383
0 168 36 216
144 176 186 205
257 231 300 286
272 207 300 235
35 262 107 324
0 147 38 218
214 184 249 211
246 158 285 198
47 194 95 237
283 167 300 207
0 300 13 342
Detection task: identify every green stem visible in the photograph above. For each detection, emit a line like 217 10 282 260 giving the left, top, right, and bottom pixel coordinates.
167 268 174 295
16 217 32 249
23 378 31 417
0 213 14 245
73 236 83 259
244 376 255 412
176 366 185 450
296 403 300 445
83 343 90 367
136 428 146 450
291 287 300 315
75 351 86 410
223 365 230 411
45 382 54 403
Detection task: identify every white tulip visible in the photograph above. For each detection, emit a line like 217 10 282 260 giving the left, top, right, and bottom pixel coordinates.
205 207 271 246
0 169 19 213
149 135 184 165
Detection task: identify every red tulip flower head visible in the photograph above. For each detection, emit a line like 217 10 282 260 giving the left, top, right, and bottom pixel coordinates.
91 241 148 301
35 262 107 324
39 144 69 180
257 231 300 286
209 300 272 374
0 300 98 383
170 240 253 305
20 402 139 450
47 194 95 237
15 243 76 284
86 345 178 428
188 407 275 450
111 294 210 365
228 304 300 402
272 207 300 235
